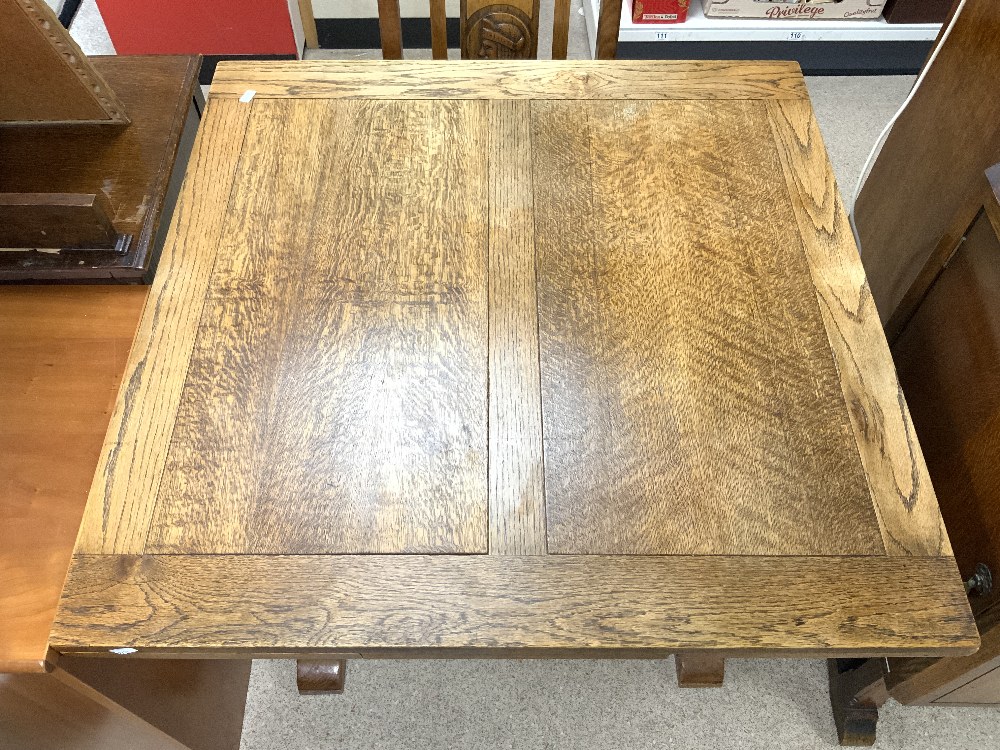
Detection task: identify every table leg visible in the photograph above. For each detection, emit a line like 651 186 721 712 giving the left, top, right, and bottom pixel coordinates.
675 653 725 687
827 658 889 746
297 659 348 695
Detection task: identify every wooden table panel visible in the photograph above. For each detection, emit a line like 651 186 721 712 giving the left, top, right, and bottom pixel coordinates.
487 99 547 556
148 98 490 555
534 99 880 556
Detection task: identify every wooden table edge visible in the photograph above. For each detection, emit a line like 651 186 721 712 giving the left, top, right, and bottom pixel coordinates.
765 98 953 558
52 554 979 657
207 59 809 100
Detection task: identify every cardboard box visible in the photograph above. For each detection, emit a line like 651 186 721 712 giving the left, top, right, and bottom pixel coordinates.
631 0 692 23
703 0 887 20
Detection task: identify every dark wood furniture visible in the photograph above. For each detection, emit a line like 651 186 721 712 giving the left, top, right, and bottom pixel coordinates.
882 166 1000 708
45 61 975 748
375 0 623 59
0 55 202 282
854 0 1000 325
0 0 127 125
828 167 1000 743
837 1 1000 740
882 0 955 24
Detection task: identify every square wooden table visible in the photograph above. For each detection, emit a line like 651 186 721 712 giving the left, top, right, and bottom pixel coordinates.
53 62 976 682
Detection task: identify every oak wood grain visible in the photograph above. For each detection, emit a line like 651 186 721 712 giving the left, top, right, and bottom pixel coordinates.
766 98 951 557
533 99 880 556
148 98 490 554
146 99 330 554
488 100 546 555
52 554 978 656
55 63 974 663
208 61 809 102
75 99 253 554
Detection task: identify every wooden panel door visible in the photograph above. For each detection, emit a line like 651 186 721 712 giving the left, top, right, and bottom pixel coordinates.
892 200 1000 611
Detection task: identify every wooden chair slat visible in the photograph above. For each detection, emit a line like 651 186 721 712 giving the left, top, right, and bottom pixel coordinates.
430 0 449 60
596 0 623 60
371 0 620 60
377 0 403 59
552 0 572 60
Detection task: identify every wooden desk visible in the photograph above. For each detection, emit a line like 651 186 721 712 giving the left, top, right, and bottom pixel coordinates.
49 60 976 741
0 287 250 750
0 55 249 750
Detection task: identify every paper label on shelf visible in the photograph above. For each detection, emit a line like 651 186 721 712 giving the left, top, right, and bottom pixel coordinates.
787 31 807 41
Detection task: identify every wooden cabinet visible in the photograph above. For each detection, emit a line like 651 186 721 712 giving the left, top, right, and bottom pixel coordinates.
887 166 1000 705
893 175 1000 615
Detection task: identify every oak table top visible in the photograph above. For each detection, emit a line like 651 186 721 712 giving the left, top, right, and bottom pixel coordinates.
52 61 978 659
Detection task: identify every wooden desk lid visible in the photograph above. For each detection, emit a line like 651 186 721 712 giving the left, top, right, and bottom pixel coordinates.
52 62 977 658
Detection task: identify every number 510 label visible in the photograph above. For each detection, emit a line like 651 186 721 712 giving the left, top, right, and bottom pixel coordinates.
787 31 807 41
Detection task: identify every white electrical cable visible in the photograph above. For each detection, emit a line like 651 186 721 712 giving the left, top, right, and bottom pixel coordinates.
849 0 968 250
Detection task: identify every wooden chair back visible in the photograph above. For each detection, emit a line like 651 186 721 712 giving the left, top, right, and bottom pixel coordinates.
376 0 623 60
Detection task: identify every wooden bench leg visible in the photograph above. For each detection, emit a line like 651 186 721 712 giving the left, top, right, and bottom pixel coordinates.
675 652 725 687
827 658 889 746
296 659 347 695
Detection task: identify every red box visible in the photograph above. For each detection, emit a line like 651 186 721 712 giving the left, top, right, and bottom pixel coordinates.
631 0 691 23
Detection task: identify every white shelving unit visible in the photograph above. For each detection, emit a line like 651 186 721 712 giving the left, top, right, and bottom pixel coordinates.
585 0 940 63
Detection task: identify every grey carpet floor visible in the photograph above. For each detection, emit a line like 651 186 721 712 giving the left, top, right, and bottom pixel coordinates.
241 658 998 750
62 2 1000 748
